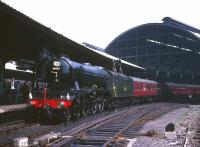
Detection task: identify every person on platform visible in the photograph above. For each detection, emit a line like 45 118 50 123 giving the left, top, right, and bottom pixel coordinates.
21 82 29 103
15 81 21 104
9 77 16 104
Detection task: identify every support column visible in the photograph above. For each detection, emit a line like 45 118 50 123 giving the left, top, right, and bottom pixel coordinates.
180 72 183 83
0 59 5 105
156 70 159 79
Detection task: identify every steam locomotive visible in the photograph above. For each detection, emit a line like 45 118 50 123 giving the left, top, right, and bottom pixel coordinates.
28 54 200 121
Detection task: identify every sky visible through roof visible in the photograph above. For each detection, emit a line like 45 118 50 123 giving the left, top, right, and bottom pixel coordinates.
2 0 200 49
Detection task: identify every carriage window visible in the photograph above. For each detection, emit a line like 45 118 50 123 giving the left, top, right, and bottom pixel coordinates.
137 83 142 90
136 83 139 90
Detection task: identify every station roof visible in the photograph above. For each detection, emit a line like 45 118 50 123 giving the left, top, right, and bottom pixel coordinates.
130 77 158 84
83 45 144 70
105 17 200 74
106 20 200 54
0 2 144 71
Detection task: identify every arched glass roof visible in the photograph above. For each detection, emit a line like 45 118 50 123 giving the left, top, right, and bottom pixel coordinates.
105 18 200 83
106 23 200 53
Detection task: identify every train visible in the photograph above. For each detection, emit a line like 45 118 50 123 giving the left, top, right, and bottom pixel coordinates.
27 54 200 121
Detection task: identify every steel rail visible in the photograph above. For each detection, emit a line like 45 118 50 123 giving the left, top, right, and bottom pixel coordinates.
0 122 39 137
47 108 138 147
103 108 170 146
0 121 69 146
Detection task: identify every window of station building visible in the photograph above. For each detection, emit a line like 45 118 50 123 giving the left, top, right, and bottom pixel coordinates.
158 26 169 35
108 42 117 50
182 39 191 48
182 53 194 66
127 48 136 55
137 28 146 37
186 37 196 44
147 45 158 54
137 38 146 47
165 46 175 53
120 57 126 61
158 46 169 53
147 35 158 42
147 56 157 64
117 40 126 49
138 57 147 65
132 57 137 63
109 49 117 56
170 35 182 47
118 35 127 40
193 42 199 50
159 55 169 64
126 57 131 63
117 48 126 57
195 55 200 66
158 34 170 45
147 26 157 36
143 38 149 47
166 55 174 64
127 39 137 48
126 57 136 63
146 40 153 46
138 47 146 55
174 55 182 65
107 48 114 52
127 31 136 38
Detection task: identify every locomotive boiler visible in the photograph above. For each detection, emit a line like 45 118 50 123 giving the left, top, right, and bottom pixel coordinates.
29 55 133 121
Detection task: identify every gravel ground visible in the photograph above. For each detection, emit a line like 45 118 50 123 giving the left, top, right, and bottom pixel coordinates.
128 104 200 147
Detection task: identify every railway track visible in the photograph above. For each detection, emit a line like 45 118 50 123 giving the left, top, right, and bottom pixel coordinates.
46 103 181 147
0 110 25 124
72 107 171 146
0 107 118 146
189 118 200 146
0 120 69 146
0 119 25 127
47 109 137 146
0 103 186 146
0 121 39 137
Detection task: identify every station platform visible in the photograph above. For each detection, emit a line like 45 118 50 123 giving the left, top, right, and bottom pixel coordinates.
0 104 28 114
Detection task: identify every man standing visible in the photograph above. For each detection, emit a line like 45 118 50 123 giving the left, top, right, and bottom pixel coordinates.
9 77 16 104
21 82 29 103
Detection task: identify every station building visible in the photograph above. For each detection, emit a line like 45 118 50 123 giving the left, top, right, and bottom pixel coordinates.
105 17 200 84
